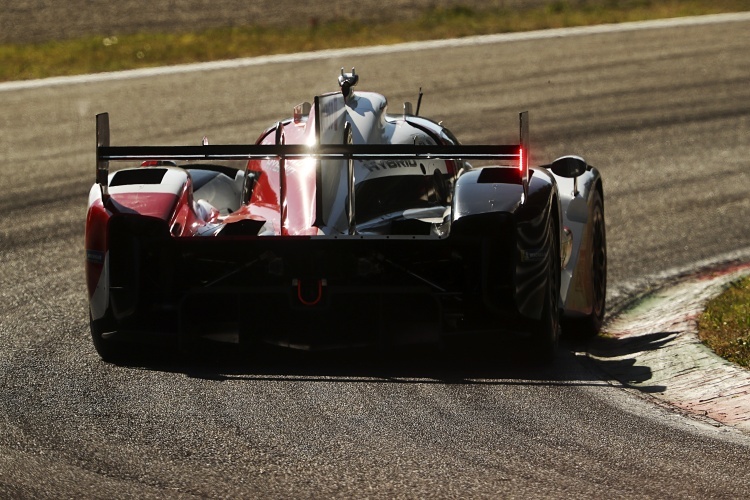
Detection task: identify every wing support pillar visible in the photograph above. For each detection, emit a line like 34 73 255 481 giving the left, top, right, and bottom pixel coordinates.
275 122 287 233
344 121 356 235
312 95 324 228
96 113 110 202
520 111 529 201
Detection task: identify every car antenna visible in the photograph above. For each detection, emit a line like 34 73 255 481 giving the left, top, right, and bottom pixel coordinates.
415 87 423 116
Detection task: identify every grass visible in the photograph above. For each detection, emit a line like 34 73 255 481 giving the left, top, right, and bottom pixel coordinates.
698 276 750 369
1 0 749 82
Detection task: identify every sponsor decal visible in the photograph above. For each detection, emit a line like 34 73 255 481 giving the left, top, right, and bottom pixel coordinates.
520 248 546 262
86 249 105 264
363 159 418 172
322 98 341 118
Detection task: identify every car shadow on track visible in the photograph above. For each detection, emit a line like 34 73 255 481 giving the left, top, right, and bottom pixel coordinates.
575 330 675 394
102 336 662 390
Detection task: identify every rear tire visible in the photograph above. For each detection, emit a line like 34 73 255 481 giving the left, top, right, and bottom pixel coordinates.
527 216 561 365
564 188 606 338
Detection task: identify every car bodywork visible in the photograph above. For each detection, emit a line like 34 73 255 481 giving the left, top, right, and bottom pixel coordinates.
86 69 606 361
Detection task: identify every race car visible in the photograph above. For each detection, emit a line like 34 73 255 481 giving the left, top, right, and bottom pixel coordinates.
86 69 606 363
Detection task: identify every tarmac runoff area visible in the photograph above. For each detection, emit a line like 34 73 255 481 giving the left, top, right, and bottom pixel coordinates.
588 261 750 433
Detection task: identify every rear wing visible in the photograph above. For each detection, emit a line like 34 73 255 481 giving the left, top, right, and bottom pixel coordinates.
96 111 530 216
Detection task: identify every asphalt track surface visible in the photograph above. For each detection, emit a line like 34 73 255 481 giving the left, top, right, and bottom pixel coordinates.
1 15 750 498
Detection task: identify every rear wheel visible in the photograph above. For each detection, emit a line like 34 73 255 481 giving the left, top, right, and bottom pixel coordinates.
527 216 561 364
565 188 606 338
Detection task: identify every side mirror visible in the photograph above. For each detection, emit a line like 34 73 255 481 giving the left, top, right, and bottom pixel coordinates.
549 155 588 178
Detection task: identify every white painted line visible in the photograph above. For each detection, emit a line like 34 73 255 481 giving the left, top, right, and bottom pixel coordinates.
2 12 749 93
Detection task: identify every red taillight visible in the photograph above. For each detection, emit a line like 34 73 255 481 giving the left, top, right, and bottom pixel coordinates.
519 147 524 172
140 160 177 167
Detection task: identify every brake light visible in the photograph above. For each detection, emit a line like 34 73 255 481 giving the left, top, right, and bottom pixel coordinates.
140 160 177 167
519 147 524 172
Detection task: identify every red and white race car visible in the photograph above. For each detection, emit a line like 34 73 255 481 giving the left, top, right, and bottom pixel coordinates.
86 69 606 363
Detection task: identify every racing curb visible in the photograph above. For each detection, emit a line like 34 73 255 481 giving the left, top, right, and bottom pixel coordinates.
587 262 750 432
